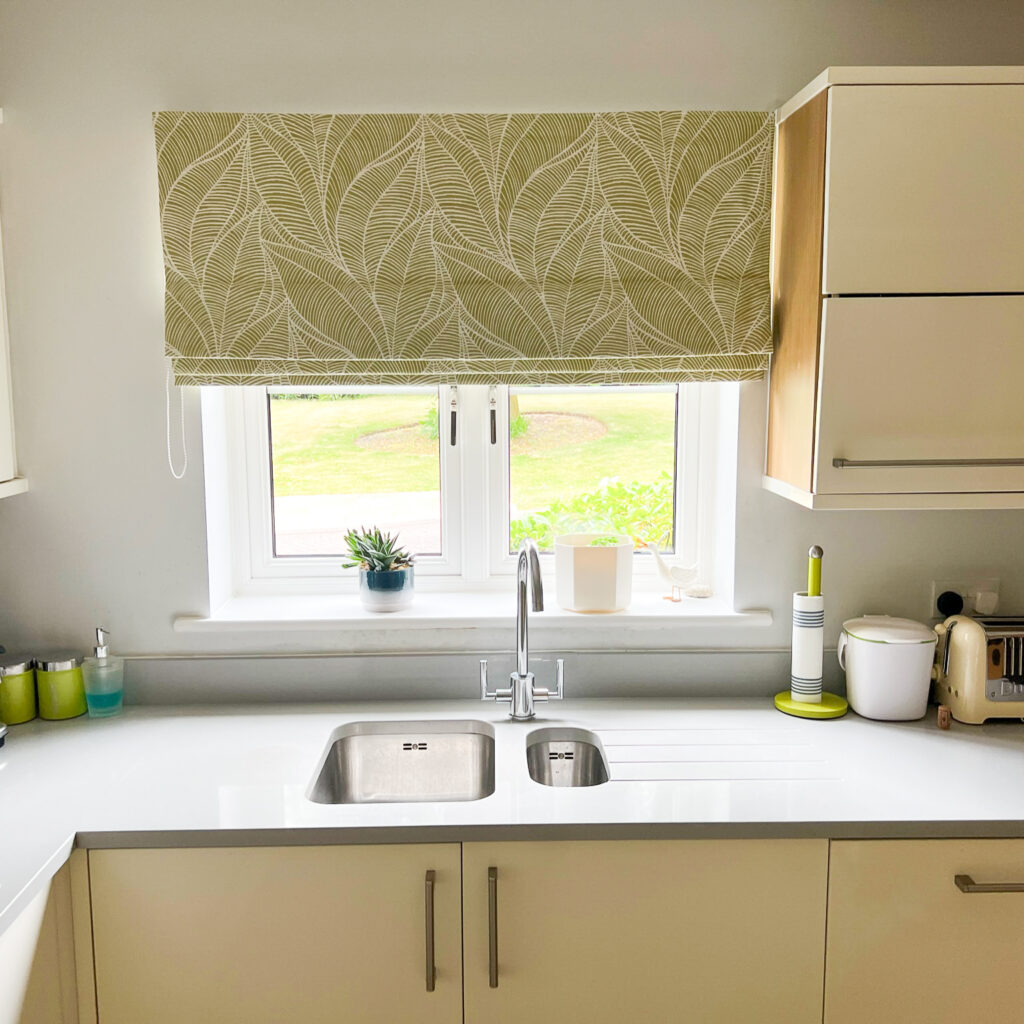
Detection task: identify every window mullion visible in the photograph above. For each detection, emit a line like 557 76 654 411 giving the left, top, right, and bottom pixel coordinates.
486 385 515 576
451 384 491 582
434 384 460 576
243 386 277 580
676 383 702 569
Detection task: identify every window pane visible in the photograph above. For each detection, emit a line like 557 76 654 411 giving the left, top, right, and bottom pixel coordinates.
508 387 677 553
268 390 442 557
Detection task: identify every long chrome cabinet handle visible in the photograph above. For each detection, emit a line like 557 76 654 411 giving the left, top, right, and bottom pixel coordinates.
833 457 1024 469
955 873 1024 893
488 866 499 988
425 869 436 992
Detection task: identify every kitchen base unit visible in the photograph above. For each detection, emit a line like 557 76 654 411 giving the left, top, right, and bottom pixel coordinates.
462 839 828 1024
89 845 463 1024
825 839 1024 1024
87 839 828 1024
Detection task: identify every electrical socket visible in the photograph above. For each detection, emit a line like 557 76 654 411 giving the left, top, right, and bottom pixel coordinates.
929 577 1001 619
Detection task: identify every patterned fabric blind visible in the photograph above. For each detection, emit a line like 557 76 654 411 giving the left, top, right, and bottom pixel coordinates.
155 110 773 386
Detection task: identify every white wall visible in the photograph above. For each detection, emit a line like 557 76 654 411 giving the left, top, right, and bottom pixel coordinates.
1 0 1023 697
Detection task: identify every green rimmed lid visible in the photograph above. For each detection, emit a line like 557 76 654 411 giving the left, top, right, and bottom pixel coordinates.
842 615 936 645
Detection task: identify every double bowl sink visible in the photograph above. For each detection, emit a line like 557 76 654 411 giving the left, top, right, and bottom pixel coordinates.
308 719 609 805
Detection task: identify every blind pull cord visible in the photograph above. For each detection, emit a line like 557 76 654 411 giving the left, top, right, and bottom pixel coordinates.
165 361 188 480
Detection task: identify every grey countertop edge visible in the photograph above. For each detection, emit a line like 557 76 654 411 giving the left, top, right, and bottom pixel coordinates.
75 819 1024 848
7 819 1024 939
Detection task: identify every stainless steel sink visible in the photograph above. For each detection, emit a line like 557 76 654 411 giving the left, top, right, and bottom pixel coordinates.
308 720 495 804
526 727 610 787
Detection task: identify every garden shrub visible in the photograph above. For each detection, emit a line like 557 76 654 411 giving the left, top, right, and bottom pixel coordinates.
509 472 674 550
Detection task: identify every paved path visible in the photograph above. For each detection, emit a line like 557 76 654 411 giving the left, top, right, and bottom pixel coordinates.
273 492 442 555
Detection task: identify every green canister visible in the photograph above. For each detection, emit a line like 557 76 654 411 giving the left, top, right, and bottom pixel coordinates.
35 651 87 720
0 653 37 725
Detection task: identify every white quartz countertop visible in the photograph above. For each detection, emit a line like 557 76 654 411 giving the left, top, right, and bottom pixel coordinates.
4 698 1024 935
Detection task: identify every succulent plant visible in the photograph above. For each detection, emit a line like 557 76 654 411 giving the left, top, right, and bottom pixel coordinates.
343 527 415 572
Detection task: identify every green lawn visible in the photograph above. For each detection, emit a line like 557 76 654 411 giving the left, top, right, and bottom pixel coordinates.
269 394 439 495
268 391 676 509
510 392 675 510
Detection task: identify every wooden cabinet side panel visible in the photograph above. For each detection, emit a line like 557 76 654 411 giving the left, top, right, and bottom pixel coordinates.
826 839 1024 1024
90 845 462 1024
766 91 827 492
464 839 828 1024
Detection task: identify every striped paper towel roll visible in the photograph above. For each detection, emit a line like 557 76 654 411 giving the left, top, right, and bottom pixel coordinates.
791 592 824 704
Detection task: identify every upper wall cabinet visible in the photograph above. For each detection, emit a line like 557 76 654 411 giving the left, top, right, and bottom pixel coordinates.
0 214 25 499
0 330 16 487
765 67 1024 510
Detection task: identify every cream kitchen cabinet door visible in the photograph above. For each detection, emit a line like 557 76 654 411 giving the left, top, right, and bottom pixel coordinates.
813 295 1024 496
0 218 21 491
462 839 828 1024
824 84 1024 295
825 839 1024 1024
89 844 462 1024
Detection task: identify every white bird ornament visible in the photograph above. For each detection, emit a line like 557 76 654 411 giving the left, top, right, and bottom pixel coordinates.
648 545 710 602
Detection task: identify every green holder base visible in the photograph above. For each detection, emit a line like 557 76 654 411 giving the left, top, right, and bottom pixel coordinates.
774 691 848 719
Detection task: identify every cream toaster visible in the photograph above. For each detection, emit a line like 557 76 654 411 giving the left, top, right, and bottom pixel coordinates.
934 614 1024 724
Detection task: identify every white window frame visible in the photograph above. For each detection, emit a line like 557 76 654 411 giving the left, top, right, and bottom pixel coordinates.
244 385 462 581
486 383 715 582
201 382 737 600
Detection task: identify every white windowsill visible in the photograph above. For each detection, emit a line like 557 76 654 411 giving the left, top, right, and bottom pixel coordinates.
0 477 28 500
174 590 772 634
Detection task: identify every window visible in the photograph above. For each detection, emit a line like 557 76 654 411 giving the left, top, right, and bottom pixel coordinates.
202 382 738 598
267 389 444 558
505 387 679 554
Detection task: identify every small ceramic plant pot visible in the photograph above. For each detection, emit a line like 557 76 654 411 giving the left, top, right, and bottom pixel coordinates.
554 534 633 613
359 567 414 612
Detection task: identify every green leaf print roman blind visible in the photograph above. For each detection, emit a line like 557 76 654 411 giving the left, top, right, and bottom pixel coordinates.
154 111 773 386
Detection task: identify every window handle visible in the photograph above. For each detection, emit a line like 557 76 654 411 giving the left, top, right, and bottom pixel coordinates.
450 386 458 446
489 386 497 445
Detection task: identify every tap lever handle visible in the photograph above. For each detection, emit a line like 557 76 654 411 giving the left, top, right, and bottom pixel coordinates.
479 660 513 703
552 658 564 700
533 659 565 703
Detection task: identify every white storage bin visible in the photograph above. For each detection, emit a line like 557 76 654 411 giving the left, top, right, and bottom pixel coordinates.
838 615 937 720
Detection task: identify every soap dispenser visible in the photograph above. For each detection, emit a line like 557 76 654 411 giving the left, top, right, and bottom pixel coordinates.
81 627 124 718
